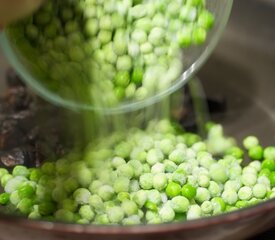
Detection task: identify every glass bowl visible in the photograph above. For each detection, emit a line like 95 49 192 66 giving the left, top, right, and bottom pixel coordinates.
0 0 233 114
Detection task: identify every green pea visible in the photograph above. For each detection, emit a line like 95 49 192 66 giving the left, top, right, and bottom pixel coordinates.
115 71 130 87
262 159 275 171
269 172 275 187
55 209 75 223
18 185 35 199
181 184 197 200
166 182 181 198
17 198 34 215
0 193 10 205
198 10 215 29
192 27 207 45
249 146 264 160
225 147 244 159
85 18 98 37
38 201 56 216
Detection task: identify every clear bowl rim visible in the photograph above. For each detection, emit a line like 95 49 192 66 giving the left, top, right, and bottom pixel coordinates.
0 0 233 114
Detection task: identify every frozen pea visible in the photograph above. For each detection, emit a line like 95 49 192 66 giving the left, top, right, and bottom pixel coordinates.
192 142 207 152
54 210 75 224
159 139 175 156
88 180 103 194
195 187 210 203
153 173 167 191
238 186 253 201
75 168 92 188
52 186 67 202
228 165 242 180
94 214 109 224
172 170 186 186
79 205 95 221
186 205 201 220
107 206 124 223
99 15 112 30
148 27 164 45
117 164 134 179
248 161 262 172
127 160 143 178
264 146 275 160
140 42 153 54
170 196 189 213
129 4 147 19
178 162 192 175
5 176 27 194
117 192 130 202
13 166 30 178
130 147 147 162
10 191 20 205
241 173 257 187
143 163 151 173
257 176 271 188
252 183 267 199
169 149 186 164
151 163 165 174
122 215 141 225
131 29 147 43
111 13 125 28
69 46 85 61
224 180 242 192
17 198 33 215
201 201 213 215
146 149 164 165
222 189 238 205
122 200 138 216
209 164 228 183
150 13 164 27
211 197 226 214
97 185 114 201
159 205 175 223
61 199 78 213
164 160 178 173
147 190 162 206
113 37 127 56
198 175 210 188
145 210 159 222
28 210 41 220
73 188 91 205
113 177 130 193
116 55 132 71
132 190 147 208
243 166 258 175
187 175 197 186
112 157 126 169
197 153 215 169
0 168 9 179
208 181 222 197
128 41 140 57
139 173 154 190
243 136 259 150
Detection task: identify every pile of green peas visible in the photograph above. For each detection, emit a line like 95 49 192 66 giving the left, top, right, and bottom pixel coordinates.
0 120 274 225
8 0 214 106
